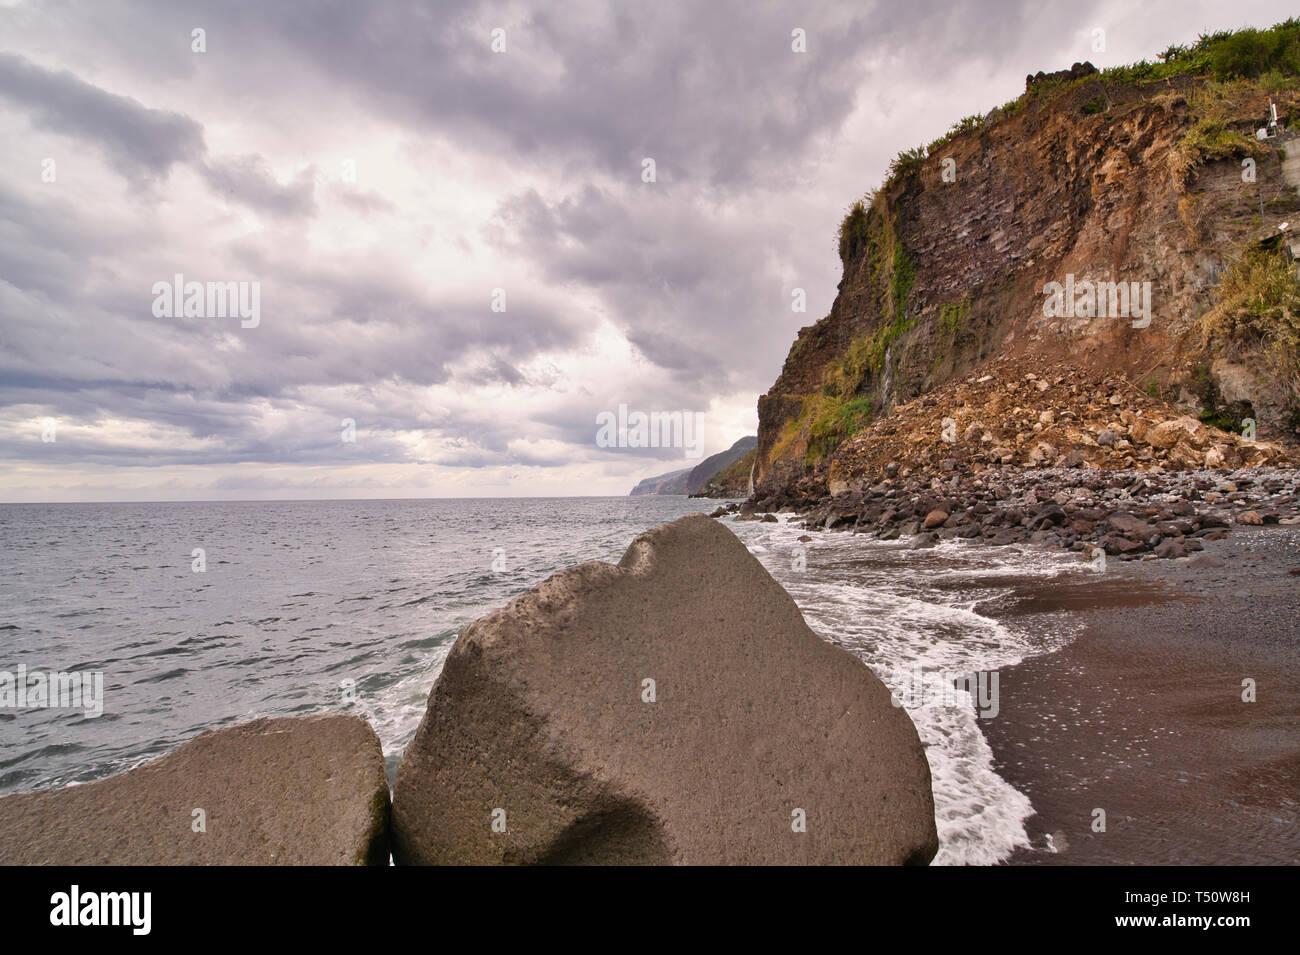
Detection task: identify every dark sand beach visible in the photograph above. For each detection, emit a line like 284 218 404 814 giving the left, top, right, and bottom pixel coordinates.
979 526 1300 865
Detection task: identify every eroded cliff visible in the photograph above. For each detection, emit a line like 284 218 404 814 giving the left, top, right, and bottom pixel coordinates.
757 24 1300 503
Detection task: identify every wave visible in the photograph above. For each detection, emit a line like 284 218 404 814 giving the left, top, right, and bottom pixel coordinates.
733 514 1080 865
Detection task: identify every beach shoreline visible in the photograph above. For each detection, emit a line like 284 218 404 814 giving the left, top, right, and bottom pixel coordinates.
977 525 1300 865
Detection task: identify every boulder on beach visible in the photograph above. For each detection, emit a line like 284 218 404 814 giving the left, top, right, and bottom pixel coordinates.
392 513 938 865
0 714 390 865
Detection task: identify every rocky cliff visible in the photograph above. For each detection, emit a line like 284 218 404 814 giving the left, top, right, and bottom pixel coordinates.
629 435 757 496
629 465 693 496
756 22 1300 504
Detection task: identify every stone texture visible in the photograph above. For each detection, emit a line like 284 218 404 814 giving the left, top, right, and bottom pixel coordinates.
392 514 937 866
923 509 949 528
0 715 390 865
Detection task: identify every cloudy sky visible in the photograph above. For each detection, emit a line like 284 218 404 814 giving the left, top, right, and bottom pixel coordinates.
0 0 1292 501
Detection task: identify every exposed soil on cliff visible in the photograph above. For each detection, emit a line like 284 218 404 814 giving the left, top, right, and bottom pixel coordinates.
755 45 1300 503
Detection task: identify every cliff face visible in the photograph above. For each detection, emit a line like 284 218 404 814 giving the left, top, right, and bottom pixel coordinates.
687 436 757 497
629 436 757 496
756 62 1300 501
629 466 693 496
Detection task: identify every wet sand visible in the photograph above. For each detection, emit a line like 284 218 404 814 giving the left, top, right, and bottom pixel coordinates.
976 526 1300 865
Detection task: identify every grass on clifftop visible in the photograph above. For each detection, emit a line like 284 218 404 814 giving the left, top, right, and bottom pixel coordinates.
836 17 1300 220
1156 19 1300 81
1045 19 1300 97
837 199 870 263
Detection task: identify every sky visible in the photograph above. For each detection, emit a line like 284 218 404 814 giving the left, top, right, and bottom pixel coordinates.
0 0 1294 502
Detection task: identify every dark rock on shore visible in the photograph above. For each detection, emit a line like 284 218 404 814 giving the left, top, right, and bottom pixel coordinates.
757 466 1300 563
391 514 938 865
0 715 391 865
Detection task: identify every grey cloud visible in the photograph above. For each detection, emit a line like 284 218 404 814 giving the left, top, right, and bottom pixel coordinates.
0 51 205 182
336 188 397 217
199 154 317 218
491 183 819 395
23 0 882 190
4 0 1277 494
0 52 317 217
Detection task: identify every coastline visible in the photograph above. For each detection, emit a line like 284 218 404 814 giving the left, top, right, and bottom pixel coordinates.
977 525 1300 865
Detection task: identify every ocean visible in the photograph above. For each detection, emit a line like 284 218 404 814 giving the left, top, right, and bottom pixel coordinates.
0 497 1082 865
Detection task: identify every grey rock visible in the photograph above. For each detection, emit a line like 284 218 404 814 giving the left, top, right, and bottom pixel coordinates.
1106 512 1154 538
910 531 942 549
0 715 390 865
988 528 1024 546
1154 540 1187 559
392 514 938 866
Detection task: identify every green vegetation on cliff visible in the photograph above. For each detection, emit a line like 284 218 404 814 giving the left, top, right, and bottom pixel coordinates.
1202 246 1300 395
812 198 920 464
806 395 873 464
1181 118 1263 162
709 447 756 487
1151 19 1300 81
837 199 870 263
846 18 1300 206
939 296 970 338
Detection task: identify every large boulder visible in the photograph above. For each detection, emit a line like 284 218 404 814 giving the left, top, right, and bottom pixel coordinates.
0 714 390 865
393 513 937 865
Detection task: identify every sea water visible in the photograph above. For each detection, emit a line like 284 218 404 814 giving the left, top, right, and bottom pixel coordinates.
0 497 1080 864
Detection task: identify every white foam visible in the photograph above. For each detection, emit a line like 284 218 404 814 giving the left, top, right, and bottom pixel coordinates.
363 643 453 753
731 517 1079 865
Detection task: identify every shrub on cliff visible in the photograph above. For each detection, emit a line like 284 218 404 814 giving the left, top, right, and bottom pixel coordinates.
1201 246 1300 430
837 199 870 263
807 395 873 464
1202 246 1300 357
886 145 926 185
1204 20 1300 79
1108 19 1299 82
